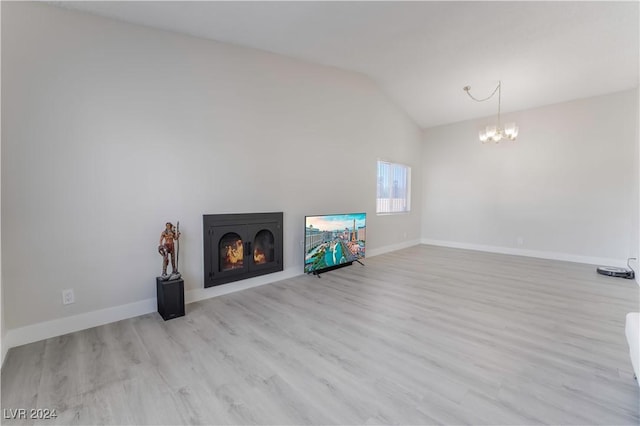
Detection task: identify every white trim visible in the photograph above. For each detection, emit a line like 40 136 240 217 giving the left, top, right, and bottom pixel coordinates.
0 268 300 363
3 297 157 360
0 239 422 366
185 268 301 304
421 238 629 267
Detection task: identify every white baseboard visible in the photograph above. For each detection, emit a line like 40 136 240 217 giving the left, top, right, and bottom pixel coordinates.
185 268 301 304
3 297 157 363
0 239 423 367
0 268 301 367
421 238 629 267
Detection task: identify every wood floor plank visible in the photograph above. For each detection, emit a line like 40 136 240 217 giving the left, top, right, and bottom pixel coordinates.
2 245 638 424
0 341 45 426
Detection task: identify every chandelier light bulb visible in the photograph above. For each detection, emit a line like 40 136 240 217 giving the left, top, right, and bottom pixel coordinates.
504 123 519 140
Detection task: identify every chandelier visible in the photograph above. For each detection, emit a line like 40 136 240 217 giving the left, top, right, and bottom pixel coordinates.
463 81 518 143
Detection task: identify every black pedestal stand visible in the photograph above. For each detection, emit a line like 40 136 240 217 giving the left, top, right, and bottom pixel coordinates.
156 277 185 320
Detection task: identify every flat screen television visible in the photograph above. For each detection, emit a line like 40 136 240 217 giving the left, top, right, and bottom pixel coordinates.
304 212 366 274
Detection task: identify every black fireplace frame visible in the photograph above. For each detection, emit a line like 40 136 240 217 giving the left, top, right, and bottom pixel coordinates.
203 212 283 287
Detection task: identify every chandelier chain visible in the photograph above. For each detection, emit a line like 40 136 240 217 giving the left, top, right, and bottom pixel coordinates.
497 83 501 127
463 82 500 103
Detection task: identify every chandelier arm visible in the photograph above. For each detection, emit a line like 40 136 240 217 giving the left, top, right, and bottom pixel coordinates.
463 82 500 103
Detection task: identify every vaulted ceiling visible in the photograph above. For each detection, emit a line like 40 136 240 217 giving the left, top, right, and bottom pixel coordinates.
51 1 639 128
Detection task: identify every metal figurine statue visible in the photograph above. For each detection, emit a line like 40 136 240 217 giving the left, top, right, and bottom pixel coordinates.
158 221 181 280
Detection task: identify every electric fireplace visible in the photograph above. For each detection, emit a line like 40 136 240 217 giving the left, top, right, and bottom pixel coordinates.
203 212 283 287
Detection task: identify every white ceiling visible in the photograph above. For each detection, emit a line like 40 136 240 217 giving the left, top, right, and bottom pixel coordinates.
51 1 639 129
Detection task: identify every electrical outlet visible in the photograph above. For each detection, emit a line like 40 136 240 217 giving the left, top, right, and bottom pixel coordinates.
517 236 524 246
62 288 75 305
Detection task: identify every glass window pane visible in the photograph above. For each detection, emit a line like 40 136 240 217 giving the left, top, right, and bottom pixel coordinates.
376 161 410 214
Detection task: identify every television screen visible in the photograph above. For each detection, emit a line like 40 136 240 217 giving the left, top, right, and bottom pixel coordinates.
304 213 366 274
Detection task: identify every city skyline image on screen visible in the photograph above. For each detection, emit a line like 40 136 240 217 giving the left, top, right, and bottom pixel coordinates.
304 213 366 274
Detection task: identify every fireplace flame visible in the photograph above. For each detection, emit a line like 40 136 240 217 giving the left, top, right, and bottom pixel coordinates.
224 239 244 269
254 247 266 264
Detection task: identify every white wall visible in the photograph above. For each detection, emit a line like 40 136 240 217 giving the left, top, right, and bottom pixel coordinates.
422 90 638 265
1 3 422 341
636 88 640 286
0 0 5 365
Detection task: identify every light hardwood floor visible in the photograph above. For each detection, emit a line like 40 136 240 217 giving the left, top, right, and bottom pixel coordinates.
2 245 639 425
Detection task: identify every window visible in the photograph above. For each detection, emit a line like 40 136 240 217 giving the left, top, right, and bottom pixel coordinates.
377 161 411 214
